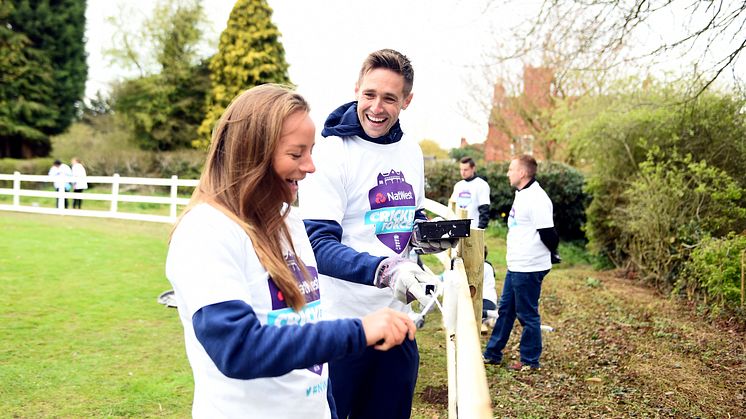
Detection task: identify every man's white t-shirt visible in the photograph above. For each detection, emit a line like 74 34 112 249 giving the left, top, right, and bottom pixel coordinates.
450 177 490 229
166 204 332 419
506 181 553 272
298 134 425 319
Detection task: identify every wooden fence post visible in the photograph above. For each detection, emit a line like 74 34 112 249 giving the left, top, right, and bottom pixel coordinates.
455 207 485 325
462 227 485 326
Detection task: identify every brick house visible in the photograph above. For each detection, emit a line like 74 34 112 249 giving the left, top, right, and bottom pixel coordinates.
479 66 557 162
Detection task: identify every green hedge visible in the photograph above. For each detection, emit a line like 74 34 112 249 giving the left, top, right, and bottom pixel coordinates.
425 160 588 241
676 233 746 318
0 157 56 175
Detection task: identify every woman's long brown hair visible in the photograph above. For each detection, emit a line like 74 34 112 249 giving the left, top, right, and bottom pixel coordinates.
174 84 311 311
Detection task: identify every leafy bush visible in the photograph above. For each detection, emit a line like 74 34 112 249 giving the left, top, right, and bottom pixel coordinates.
558 82 746 264
424 160 460 205
0 157 56 175
614 152 746 289
47 119 206 180
0 157 56 189
676 233 746 318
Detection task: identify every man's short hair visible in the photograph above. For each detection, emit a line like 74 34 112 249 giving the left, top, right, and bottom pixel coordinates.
359 49 414 97
459 156 476 168
53 159 61 165
516 155 538 178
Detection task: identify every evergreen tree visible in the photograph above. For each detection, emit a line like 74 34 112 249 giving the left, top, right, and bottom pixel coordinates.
0 0 87 157
0 1 56 157
11 0 87 134
196 0 290 147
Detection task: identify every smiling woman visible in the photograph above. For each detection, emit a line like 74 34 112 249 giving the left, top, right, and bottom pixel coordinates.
164 84 417 417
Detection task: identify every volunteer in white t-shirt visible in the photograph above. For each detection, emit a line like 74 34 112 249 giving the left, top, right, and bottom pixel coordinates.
482 246 497 324
70 158 88 209
483 155 559 371
450 156 491 229
166 85 415 419
299 49 447 419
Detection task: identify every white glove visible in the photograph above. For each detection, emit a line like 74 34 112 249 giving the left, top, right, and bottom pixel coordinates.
374 257 437 304
409 218 459 254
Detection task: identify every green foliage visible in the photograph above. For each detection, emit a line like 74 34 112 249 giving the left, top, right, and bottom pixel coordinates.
423 160 460 205
49 118 205 179
109 0 210 151
0 157 55 189
112 61 210 151
196 0 290 147
448 144 484 163
614 152 746 289
0 1 55 157
676 233 746 318
8 0 88 141
424 159 588 241
560 80 746 263
419 139 449 159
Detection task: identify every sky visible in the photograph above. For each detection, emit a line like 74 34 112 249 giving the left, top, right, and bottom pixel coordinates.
84 0 744 151
85 0 534 150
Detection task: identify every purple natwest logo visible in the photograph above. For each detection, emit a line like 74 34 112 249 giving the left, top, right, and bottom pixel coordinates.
366 169 416 252
267 254 319 310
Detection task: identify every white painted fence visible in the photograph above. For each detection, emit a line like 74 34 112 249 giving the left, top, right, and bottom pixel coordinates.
0 172 198 223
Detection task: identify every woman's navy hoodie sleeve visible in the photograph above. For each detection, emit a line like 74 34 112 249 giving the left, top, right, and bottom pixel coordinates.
193 299 367 380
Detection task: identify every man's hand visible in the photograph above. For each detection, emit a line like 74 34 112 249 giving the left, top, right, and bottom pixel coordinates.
410 219 459 254
374 257 437 304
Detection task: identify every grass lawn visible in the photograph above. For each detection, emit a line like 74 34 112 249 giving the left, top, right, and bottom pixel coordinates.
2 212 744 417
0 212 192 417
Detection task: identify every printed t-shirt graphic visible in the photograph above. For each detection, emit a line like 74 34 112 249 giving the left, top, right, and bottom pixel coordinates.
365 170 416 253
267 253 323 375
508 206 517 228
456 190 473 209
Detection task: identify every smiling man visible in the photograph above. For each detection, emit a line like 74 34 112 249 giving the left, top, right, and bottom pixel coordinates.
298 49 436 419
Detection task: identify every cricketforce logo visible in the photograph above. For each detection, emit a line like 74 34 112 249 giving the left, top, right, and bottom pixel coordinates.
365 169 416 252
266 254 323 375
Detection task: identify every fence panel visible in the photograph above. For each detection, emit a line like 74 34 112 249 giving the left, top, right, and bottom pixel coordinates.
0 172 198 224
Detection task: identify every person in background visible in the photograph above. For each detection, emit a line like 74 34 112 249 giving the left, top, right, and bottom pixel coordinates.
450 156 491 229
483 155 558 371
482 246 498 331
70 158 88 209
166 84 416 418
299 49 443 419
48 159 72 209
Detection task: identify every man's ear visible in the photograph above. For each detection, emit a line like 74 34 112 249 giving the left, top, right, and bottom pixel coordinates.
402 93 413 110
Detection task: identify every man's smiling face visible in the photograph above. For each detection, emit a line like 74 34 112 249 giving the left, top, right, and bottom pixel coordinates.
355 68 413 138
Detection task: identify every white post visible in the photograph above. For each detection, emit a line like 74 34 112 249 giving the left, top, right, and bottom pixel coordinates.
57 185 65 210
110 173 120 213
169 175 178 220
12 171 20 207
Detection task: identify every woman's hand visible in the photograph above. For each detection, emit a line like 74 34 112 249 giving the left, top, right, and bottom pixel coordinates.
361 307 416 351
